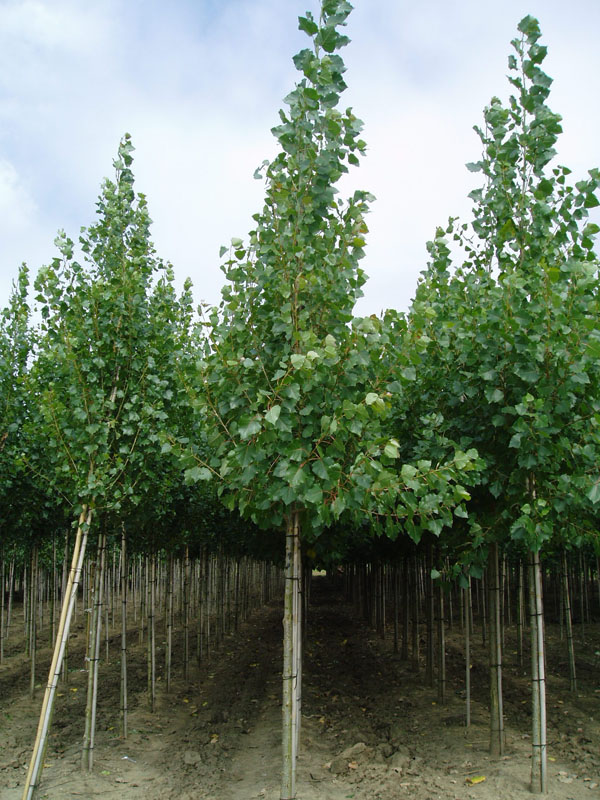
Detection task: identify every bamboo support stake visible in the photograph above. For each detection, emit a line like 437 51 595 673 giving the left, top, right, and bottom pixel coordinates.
292 518 302 765
0 551 4 665
120 527 128 739
561 550 577 693
183 547 190 682
148 553 156 712
529 549 547 794
411 556 420 673
7 555 15 639
425 547 434 687
488 541 504 756
578 552 586 643
22 506 92 800
29 547 38 700
50 538 56 646
82 532 106 772
166 554 174 691
465 581 471 727
392 564 399 654
436 580 446 704
281 511 299 800
517 561 524 667
401 560 409 659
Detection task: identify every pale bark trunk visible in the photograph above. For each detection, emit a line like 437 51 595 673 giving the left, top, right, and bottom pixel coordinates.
401 560 409 659
411 555 420 673
425 546 434 687
465 580 471 727
166 554 174 691
517 561 524 668
437 580 446 704
120 527 128 739
529 549 547 794
488 541 504 756
148 553 156 712
183 547 190 682
29 547 38 700
561 551 577 692
82 532 106 772
22 506 92 800
0 550 5 665
281 510 301 800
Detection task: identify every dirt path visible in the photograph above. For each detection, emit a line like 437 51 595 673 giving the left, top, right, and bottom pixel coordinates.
1 576 599 799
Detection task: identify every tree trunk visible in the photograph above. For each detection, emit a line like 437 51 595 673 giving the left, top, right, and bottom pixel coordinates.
22 506 92 800
183 547 190 682
517 561 524 668
120 527 128 739
393 564 399 654
281 510 301 800
561 550 577 693
411 555 420 673
148 553 156 712
529 549 547 794
82 532 106 772
425 546 434 687
166 554 174 691
29 547 38 700
401 559 409 660
0 550 5 665
488 541 504 756
465 580 471 727
436 580 446 704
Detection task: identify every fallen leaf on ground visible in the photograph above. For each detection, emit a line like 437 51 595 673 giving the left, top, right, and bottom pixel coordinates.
466 775 486 785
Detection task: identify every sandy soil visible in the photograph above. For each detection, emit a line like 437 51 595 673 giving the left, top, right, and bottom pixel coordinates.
1 576 599 800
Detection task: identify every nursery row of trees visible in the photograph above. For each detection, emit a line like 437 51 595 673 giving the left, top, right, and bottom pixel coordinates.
1 2 599 798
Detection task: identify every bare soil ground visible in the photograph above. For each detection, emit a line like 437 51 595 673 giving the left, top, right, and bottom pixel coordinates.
1 576 599 800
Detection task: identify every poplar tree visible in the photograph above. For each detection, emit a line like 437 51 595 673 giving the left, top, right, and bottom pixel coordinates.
180 4 477 797
22 135 181 799
406 17 600 792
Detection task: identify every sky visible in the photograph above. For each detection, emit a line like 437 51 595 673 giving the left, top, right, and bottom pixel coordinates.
1 0 599 318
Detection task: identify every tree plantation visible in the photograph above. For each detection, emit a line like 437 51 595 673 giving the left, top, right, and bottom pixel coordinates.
1 3 599 799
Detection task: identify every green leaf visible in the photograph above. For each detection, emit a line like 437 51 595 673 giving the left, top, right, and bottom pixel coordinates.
332 494 346 517
305 484 323 504
384 441 399 459
485 387 504 403
265 405 281 425
401 463 418 481
185 466 212 483
509 433 522 449
298 15 319 36
290 353 306 368
239 417 262 440
312 460 329 481
588 480 600 505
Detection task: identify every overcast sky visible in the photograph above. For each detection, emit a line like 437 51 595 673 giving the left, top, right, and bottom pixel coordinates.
1 0 599 319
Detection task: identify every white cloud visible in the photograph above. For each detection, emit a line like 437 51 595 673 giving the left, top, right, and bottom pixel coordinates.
0 158 51 305
0 159 36 228
0 0 598 316
0 0 104 50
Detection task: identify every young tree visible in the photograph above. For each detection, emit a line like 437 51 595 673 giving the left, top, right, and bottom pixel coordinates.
404 16 600 791
22 135 182 798
180 3 477 797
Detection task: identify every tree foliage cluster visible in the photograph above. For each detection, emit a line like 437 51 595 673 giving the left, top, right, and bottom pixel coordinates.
2 5 600 798
0 8 597 574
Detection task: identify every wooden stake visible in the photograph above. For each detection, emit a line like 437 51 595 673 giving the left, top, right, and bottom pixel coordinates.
22 506 92 800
